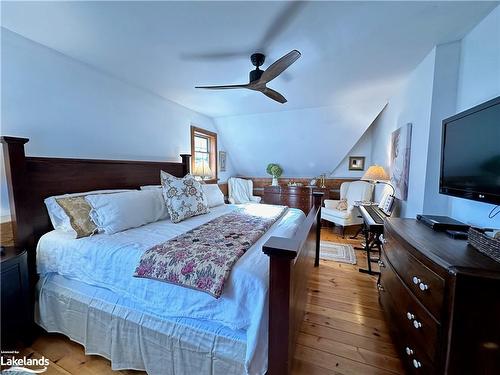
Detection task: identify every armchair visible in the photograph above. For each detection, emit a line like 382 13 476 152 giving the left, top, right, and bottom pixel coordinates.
321 181 374 237
228 177 262 204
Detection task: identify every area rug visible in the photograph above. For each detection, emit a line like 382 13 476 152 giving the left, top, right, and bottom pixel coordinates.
319 241 357 264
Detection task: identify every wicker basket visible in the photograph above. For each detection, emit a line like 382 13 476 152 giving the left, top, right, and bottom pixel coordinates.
468 227 500 263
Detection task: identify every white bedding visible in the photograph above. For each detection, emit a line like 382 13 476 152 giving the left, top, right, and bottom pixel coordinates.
37 273 247 374
37 204 305 374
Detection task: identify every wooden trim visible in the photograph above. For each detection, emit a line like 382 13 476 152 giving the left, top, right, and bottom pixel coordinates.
238 176 358 200
190 125 218 181
217 182 228 199
263 192 323 374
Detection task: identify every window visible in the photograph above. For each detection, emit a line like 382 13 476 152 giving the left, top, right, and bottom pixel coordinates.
190 126 217 182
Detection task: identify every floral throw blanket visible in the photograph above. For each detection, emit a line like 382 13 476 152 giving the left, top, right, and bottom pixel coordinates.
134 205 287 298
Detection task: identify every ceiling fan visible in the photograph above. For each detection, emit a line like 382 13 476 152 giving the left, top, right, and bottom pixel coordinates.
195 50 301 103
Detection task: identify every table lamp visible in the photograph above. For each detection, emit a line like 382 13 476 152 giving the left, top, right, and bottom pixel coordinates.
362 165 395 197
193 160 213 181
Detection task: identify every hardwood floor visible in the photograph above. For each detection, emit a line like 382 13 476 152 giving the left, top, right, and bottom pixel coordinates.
290 228 403 375
7 228 403 374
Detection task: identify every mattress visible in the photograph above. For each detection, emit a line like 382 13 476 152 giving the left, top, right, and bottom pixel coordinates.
37 273 247 374
36 203 305 374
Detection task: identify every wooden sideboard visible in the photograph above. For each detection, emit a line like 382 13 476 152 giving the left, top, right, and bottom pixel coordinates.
379 218 500 374
238 177 357 201
263 186 328 213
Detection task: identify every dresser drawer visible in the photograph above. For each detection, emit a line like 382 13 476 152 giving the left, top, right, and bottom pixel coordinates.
383 227 445 319
379 250 440 362
379 269 436 374
263 193 282 206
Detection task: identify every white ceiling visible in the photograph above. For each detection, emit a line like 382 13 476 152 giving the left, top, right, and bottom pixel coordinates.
1 1 497 117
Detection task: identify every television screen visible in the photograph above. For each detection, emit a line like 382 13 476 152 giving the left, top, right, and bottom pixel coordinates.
440 96 500 205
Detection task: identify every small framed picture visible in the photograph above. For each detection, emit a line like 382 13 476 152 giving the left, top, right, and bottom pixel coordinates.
219 151 227 172
348 156 365 171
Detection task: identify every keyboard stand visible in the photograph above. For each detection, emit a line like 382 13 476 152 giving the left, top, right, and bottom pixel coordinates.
349 207 364 239
358 225 382 276
349 222 364 240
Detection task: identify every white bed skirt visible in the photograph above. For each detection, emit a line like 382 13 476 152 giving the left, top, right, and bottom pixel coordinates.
36 274 248 375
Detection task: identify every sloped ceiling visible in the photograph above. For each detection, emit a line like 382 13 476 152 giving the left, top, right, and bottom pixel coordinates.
1 1 496 117
215 100 387 177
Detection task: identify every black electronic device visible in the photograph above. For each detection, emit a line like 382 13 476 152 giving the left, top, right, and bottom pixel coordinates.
416 214 470 232
445 230 469 240
440 96 500 205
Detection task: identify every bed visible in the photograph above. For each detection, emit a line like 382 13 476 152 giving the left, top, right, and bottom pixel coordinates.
1 136 322 374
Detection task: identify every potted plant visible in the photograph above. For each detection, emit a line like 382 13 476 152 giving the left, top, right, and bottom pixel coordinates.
266 163 283 186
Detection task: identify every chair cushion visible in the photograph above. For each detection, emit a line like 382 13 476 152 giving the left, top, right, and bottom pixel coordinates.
322 207 352 219
345 181 374 206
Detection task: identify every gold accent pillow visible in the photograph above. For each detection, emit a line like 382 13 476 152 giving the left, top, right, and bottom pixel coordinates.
55 196 97 238
336 199 348 211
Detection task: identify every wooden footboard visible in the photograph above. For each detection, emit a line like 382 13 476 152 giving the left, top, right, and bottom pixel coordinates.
263 193 322 374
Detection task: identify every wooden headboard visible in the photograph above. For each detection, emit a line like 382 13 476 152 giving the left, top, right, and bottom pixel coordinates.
1 136 190 272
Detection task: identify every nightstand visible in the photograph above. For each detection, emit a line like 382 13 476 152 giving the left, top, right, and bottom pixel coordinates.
1 246 31 347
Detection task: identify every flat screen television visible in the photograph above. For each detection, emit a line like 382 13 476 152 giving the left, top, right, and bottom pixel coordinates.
440 96 500 205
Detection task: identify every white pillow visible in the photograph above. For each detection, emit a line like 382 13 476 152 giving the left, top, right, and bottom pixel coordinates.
86 190 167 234
202 184 225 208
139 186 170 219
44 189 131 232
140 185 162 190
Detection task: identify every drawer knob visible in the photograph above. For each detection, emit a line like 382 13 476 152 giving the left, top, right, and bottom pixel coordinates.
413 359 422 368
412 276 421 285
413 320 422 329
377 260 385 268
419 282 429 291
405 347 414 356
406 312 415 320
377 283 385 291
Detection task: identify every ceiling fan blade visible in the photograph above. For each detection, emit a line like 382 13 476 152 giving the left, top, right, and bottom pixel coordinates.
195 84 250 90
257 1 307 53
183 2 306 62
261 87 287 104
180 50 250 61
260 50 301 84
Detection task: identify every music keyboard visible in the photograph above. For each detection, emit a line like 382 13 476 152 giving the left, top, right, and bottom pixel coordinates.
359 205 388 229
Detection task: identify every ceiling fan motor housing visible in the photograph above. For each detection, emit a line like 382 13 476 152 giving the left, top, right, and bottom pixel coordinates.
251 53 265 67
249 53 265 83
249 69 264 83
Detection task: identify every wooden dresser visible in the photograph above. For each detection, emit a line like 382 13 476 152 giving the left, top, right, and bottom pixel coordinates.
379 218 500 374
263 186 328 213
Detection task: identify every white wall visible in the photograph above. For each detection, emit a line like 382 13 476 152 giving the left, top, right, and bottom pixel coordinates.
370 48 436 218
370 5 500 227
422 41 461 215
214 100 386 179
0 29 235 218
330 125 372 178
450 6 500 227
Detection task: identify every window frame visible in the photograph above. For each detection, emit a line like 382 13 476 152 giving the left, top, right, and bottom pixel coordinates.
190 125 218 183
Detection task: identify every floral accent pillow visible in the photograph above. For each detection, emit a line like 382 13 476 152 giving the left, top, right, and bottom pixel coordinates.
336 199 348 211
160 171 209 223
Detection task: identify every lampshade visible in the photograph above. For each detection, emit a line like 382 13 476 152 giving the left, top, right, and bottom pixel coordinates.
193 160 213 178
362 165 389 181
